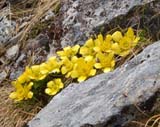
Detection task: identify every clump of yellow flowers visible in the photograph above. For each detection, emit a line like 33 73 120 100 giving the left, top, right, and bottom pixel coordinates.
9 27 140 102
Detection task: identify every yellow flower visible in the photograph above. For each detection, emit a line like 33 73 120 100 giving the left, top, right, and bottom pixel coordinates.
45 78 64 96
40 56 61 75
9 82 33 101
112 31 123 42
80 38 96 57
71 56 96 82
111 37 131 57
119 36 132 50
95 52 115 73
94 34 112 53
60 57 78 78
125 27 140 47
111 42 121 54
17 72 30 84
111 28 140 56
57 45 80 59
25 65 46 80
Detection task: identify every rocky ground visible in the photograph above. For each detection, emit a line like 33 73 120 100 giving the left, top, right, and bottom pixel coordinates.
0 0 160 127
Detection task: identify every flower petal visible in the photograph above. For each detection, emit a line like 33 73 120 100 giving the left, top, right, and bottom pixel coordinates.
61 66 67 74
9 92 17 99
89 69 96 76
78 76 87 82
47 81 54 88
132 37 140 46
126 27 134 40
84 56 93 62
112 31 123 42
59 83 64 89
80 47 89 55
27 91 33 99
103 68 111 73
111 43 121 54
94 63 102 69
45 88 52 95
72 45 80 53
93 47 100 52
111 60 115 67
119 50 130 57
71 71 78 78
85 38 94 47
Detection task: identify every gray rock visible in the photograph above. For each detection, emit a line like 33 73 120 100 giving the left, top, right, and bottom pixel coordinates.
5 44 19 60
0 70 7 83
44 10 55 21
28 41 160 127
25 34 50 51
0 8 16 45
61 0 155 47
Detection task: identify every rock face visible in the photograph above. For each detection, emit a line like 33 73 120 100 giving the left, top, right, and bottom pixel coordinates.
0 13 16 46
28 41 160 127
61 0 155 47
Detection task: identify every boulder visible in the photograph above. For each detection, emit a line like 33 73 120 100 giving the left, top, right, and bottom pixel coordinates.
28 40 160 127
60 0 155 47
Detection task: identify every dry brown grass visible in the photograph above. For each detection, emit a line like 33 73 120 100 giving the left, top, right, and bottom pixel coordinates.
0 0 60 127
18 0 59 47
0 0 60 56
128 114 160 127
145 114 160 127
